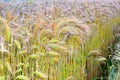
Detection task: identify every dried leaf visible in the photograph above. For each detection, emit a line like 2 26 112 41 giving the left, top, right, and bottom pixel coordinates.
5 62 14 76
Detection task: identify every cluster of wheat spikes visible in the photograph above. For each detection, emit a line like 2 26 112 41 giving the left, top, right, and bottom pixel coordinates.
0 0 120 80
0 15 92 80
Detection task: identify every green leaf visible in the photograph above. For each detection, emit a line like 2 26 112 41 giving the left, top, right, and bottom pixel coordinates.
29 54 38 59
0 76 5 80
38 53 46 57
18 50 27 55
17 63 25 68
15 68 22 74
50 58 59 64
31 45 39 50
49 39 59 43
14 40 21 50
47 51 60 57
16 75 29 80
34 71 48 79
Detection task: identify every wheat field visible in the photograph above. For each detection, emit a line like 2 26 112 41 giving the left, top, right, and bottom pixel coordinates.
0 0 120 80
